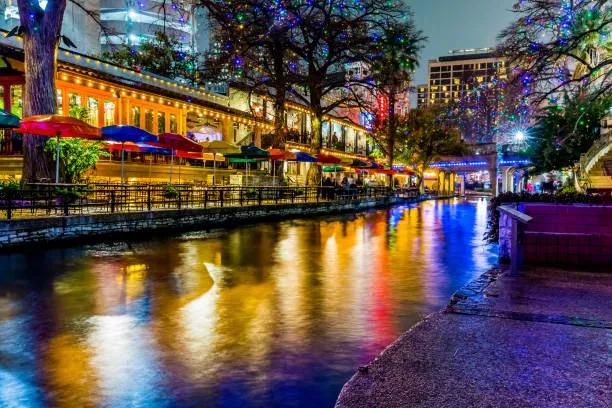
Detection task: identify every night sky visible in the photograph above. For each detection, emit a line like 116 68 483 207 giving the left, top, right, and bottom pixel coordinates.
408 0 517 87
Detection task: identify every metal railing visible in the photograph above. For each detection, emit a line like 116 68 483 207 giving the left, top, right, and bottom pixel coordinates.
0 183 398 220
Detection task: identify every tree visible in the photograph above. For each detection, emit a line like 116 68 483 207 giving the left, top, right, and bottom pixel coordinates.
15 0 68 182
448 75 531 144
287 0 404 149
366 18 425 168
13 0 104 182
44 138 110 183
526 92 612 174
102 31 200 85
198 0 298 147
499 0 611 105
398 106 465 192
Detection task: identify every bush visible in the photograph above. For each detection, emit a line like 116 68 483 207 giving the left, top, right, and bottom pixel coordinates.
485 191 611 244
163 184 178 199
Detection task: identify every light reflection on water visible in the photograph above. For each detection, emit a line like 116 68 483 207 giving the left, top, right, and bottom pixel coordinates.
0 198 496 407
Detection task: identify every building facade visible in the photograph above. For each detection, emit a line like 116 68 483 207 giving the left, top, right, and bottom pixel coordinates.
425 48 507 106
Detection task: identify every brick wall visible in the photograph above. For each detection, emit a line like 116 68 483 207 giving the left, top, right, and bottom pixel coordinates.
519 204 612 267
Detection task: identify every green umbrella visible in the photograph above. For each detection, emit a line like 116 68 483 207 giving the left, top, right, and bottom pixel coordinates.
323 165 346 172
0 109 20 129
228 157 259 163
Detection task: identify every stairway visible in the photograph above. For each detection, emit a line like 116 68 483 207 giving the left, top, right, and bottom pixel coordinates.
586 151 612 190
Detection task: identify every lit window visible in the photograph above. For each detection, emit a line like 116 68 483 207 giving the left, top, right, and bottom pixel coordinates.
144 109 154 132
158 112 166 134
68 92 81 118
131 106 141 127
170 114 177 133
87 97 99 126
10 85 23 118
56 89 63 115
104 101 115 126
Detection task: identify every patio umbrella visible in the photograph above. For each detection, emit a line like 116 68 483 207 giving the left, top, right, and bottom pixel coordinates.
268 148 296 185
292 151 317 162
0 109 20 128
316 153 342 164
351 159 369 168
201 140 240 185
323 165 346 172
152 133 203 183
102 125 158 183
16 115 100 183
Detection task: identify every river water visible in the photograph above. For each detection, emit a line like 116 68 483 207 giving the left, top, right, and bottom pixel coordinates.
0 198 497 408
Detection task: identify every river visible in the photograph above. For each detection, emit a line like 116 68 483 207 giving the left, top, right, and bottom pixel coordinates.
0 198 497 408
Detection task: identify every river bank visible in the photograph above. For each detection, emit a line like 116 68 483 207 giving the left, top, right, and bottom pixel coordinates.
335 266 611 407
1 195 436 250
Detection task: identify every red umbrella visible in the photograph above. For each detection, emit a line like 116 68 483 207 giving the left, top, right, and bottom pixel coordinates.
268 148 296 161
316 153 341 164
175 150 204 160
16 115 100 139
149 133 204 182
16 114 101 183
152 133 203 152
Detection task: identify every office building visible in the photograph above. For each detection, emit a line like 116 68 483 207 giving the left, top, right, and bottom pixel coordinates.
425 48 506 106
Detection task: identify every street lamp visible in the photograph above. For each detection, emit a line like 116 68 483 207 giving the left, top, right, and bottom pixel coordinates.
514 130 526 142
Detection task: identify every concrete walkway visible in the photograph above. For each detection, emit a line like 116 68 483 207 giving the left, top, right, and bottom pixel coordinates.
336 267 611 408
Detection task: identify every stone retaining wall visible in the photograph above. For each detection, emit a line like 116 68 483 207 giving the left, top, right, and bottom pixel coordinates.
0 197 398 250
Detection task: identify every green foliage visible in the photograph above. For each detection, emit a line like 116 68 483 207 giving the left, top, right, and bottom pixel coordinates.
69 105 90 121
45 138 110 184
163 184 178 199
54 187 86 203
396 106 465 188
526 94 612 173
102 32 200 85
484 191 611 244
0 177 21 198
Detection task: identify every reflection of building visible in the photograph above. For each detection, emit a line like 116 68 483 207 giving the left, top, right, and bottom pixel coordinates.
426 48 506 106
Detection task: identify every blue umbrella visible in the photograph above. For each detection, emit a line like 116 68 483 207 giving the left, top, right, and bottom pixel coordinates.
293 151 318 162
102 126 158 183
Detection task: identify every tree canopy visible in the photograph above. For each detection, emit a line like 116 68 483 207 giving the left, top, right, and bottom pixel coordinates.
526 92 612 173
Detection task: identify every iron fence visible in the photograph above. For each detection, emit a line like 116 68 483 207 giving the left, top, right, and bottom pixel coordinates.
0 182 402 220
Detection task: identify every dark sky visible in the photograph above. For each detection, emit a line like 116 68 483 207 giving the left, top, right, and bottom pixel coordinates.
408 0 517 87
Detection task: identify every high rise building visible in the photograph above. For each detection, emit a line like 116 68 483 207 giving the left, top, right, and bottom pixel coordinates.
0 0 102 55
424 48 506 106
416 84 428 108
100 0 209 53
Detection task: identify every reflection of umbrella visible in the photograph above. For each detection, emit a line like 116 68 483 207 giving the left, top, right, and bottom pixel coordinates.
102 125 158 183
201 140 240 185
16 115 100 183
0 109 20 128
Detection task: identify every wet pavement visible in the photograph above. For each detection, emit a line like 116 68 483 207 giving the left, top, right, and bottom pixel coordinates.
336 267 612 408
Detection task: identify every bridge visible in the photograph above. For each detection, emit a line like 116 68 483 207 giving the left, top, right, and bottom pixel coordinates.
429 144 531 196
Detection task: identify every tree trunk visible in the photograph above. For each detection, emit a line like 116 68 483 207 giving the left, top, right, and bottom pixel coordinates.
305 113 323 185
18 0 66 183
387 90 397 186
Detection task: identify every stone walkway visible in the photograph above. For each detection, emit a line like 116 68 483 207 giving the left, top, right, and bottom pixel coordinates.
336 267 612 408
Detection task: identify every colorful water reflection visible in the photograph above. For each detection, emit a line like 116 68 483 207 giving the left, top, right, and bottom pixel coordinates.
0 198 497 407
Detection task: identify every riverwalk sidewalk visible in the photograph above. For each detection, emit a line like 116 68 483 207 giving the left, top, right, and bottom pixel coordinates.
336 267 611 408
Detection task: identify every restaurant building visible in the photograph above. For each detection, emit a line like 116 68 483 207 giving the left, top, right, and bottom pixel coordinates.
0 33 370 183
